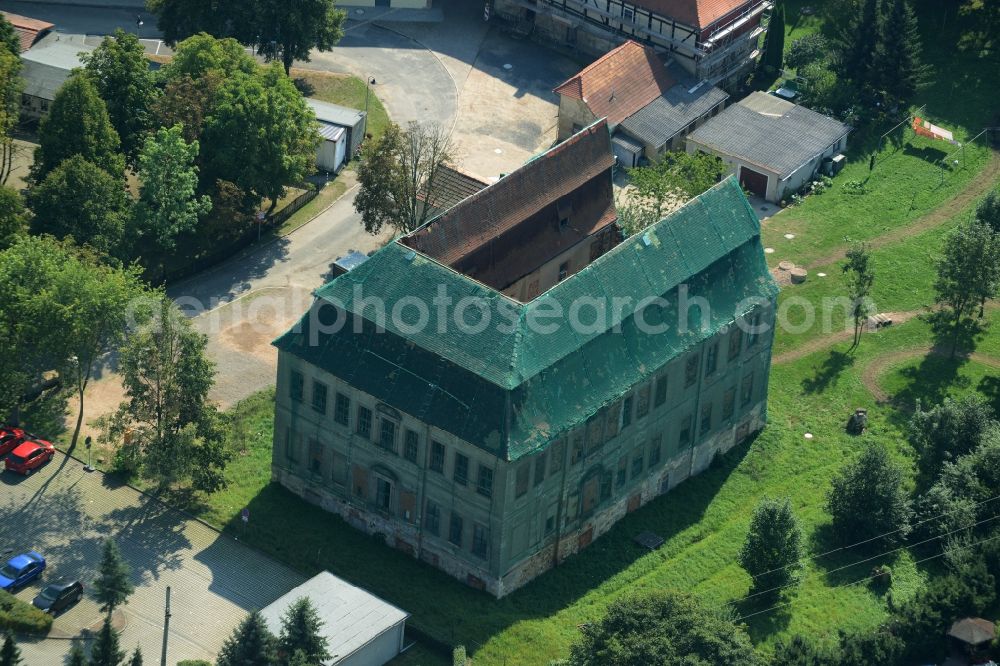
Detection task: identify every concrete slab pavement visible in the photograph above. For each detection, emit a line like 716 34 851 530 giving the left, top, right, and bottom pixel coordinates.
1 453 305 664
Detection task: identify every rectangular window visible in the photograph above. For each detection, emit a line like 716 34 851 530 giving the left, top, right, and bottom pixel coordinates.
748 312 761 347
309 439 322 474
331 452 347 485
631 451 644 479
700 403 713 436
705 343 718 376
621 395 634 428
285 429 298 462
534 452 546 487
600 471 613 501
549 440 564 474
722 387 736 421
334 393 350 426
375 477 392 511
430 440 445 473
636 384 651 418
356 406 372 439
472 523 489 558
449 513 463 546
453 452 469 486
571 433 584 465
290 371 304 402
425 501 440 535
378 419 396 453
311 381 327 414
616 456 627 489
680 415 692 447
477 465 493 498
623 7 635 22
685 355 699 387
741 373 755 406
404 430 419 463
586 413 605 453
728 329 743 361
654 375 668 407
558 261 569 282
649 435 662 467
515 464 529 498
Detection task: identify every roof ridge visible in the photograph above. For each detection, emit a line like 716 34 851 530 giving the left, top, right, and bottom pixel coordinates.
553 39 644 98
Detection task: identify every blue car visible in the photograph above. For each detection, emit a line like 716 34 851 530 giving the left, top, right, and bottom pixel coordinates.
0 552 46 591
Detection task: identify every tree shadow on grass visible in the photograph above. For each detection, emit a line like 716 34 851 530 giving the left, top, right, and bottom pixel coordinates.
232 438 757 655
978 375 1000 415
801 349 856 394
737 594 794 643
808 523 903 591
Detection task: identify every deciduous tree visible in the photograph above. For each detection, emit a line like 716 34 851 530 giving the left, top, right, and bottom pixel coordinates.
160 33 256 81
0 186 26 250
0 14 20 57
29 155 130 257
785 34 830 70
0 41 22 186
201 64 319 208
82 30 159 167
147 0 237 47
153 71 223 143
567 591 763 665
278 597 330 665
933 219 1000 355
31 74 125 182
827 443 912 547
245 0 346 74
94 538 135 615
738 496 803 602
627 151 725 216
842 241 875 350
975 187 1000 233
909 395 997 477
129 124 211 264
216 610 278 666
103 297 229 492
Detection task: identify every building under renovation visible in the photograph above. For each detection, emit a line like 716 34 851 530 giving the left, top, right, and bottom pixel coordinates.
271 120 778 597
493 0 771 90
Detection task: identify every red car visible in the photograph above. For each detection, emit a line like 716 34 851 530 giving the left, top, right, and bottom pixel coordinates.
5 439 55 475
0 426 28 457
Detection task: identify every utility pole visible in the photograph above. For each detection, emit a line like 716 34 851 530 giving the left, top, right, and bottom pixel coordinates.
160 586 171 666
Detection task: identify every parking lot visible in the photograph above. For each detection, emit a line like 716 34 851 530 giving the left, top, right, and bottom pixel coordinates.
1 453 304 664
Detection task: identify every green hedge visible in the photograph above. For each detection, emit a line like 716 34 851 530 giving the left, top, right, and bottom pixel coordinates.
0 588 53 633
176 661 211 666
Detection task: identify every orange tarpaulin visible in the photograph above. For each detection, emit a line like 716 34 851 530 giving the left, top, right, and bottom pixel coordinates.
913 116 956 143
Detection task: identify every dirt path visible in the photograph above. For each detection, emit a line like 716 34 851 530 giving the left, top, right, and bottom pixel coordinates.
772 310 924 365
860 345 1000 402
805 149 1000 270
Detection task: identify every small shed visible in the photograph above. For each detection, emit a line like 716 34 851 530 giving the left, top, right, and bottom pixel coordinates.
686 91 851 203
307 99 367 172
261 571 408 666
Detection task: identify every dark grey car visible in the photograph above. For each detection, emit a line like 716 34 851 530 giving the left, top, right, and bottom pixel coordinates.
32 580 83 614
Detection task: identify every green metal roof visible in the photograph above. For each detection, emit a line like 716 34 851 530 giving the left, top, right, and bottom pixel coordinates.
275 177 778 461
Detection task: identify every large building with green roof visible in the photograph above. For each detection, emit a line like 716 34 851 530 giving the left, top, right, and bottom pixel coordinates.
271 121 778 597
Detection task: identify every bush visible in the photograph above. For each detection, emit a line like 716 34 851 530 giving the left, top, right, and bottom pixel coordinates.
0 588 54 634
842 179 868 195
786 34 830 70
177 660 212 666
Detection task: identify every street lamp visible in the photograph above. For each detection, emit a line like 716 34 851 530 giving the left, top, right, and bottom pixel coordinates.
135 15 144 37
364 76 377 118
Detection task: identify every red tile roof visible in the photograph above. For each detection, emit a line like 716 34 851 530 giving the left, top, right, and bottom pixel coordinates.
1 12 54 52
635 0 755 30
419 163 488 215
402 120 617 291
554 41 675 127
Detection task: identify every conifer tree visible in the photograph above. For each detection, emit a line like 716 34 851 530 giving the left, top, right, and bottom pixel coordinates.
216 610 278 666
94 538 135 615
872 0 927 108
278 597 330 665
90 616 126 666
0 631 21 666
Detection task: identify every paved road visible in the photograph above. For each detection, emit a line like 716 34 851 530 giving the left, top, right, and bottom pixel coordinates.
1 453 304 664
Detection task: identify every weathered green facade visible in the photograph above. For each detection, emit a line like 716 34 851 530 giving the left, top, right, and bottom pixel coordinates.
272 175 778 597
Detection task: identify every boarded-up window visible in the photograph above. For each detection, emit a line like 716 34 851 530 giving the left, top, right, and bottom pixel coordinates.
331 452 347 485
685 355 699 387
285 429 299 462
741 372 754 406
728 329 742 360
621 396 633 429
586 412 604 453
571 433 584 465
649 434 662 467
549 440 565 474
605 401 621 439
631 450 644 479
679 415 693 447
400 490 416 523
654 374 668 407
700 403 713 436
352 464 368 498
616 456 627 488
534 452 546 487
581 474 600 515
515 464 529 497
309 439 322 475
472 523 489 558
636 384 651 418
722 387 736 421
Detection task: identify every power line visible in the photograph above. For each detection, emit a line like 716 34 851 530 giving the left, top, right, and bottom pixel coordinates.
734 531 1000 625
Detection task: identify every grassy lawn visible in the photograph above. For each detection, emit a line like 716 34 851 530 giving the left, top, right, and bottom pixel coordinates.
292 70 391 142
275 175 351 237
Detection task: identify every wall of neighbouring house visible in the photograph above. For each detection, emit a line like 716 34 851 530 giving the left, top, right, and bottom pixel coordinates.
557 95 600 142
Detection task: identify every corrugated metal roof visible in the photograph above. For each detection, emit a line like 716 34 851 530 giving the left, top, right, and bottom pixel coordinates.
317 122 345 142
261 572 408 666
612 132 644 153
306 98 365 128
687 91 851 179
275 177 777 460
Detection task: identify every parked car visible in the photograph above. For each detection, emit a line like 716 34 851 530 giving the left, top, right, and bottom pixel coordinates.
0 426 27 457
32 580 83 614
4 439 55 475
0 551 46 591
